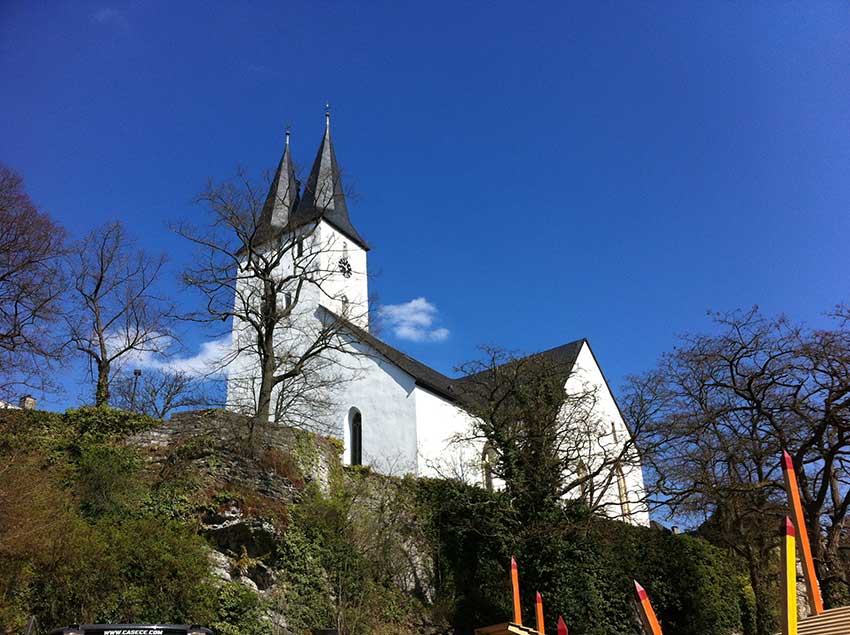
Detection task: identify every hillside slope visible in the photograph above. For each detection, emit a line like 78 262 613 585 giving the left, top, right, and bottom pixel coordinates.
0 407 752 635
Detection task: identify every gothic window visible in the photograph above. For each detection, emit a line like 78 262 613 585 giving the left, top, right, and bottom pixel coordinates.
285 292 292 308
297 237 304 258
349 408 362 466
341 295 349 314
616 464 631 518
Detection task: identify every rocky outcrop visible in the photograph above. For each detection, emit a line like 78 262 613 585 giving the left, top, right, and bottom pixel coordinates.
129 409 342 594
128 409 446 635
130 408 340 496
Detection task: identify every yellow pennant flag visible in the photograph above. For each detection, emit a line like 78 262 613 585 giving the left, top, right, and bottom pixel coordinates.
781 517 798 635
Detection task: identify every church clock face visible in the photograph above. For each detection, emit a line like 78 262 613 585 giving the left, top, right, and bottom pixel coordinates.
338 257 352 278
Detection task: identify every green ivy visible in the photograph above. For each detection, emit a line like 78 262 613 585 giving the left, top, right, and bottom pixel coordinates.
416 478 750 635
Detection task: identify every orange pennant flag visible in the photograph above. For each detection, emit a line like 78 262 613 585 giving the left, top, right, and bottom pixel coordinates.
535 591 545 634
781 450 823 615
634 580 663 635
511 556 522 625
556 615 568 635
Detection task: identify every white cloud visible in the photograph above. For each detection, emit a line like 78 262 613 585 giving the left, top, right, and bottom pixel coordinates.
118 336 231 378
91 7 129 28
378 297 450 343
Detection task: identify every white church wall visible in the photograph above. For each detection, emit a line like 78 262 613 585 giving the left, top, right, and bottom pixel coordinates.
326 337 419 476
225 268 260 414
225 225 335 418
563 342 649 526
318 221 369 329
413 386 482 481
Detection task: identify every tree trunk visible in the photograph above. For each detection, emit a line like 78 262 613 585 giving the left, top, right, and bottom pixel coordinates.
95 361 110 406
747 557 776 635
252 331 277 452
820 522 850 607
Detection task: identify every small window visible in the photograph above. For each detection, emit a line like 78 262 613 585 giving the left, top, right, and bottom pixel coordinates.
349 409 362 466
341 295 349 314
297 237 304 257
285 292 292 308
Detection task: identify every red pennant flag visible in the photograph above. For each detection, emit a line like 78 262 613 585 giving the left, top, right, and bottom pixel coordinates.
557 615 568 635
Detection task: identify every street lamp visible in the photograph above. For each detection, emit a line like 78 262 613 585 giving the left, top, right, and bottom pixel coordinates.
131 369 142 411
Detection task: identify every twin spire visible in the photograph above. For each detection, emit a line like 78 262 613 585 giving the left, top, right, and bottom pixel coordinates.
258 109 369 251
260 128 299 231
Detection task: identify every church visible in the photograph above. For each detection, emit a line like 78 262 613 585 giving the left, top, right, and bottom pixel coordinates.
225 112 649 526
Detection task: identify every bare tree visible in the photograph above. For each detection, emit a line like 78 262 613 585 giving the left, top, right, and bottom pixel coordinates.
453 346 646 520
65 222 173 406
624 307 850 631
111 368 207 419
175 167 363 448
624 365 783 635
0 163 66 398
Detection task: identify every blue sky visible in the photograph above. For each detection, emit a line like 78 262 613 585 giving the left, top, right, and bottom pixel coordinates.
2 1 849 410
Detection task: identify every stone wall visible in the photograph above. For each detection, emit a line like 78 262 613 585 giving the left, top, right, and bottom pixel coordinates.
130 408 341 497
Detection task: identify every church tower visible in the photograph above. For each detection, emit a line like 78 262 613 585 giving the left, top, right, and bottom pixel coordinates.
227 114 369 414
292 109 370 329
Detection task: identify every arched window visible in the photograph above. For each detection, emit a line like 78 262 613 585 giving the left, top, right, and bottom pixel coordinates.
616 464 631 518
349 408 362 466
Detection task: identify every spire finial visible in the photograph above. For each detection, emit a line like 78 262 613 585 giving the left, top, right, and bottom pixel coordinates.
285 126 291 146
325 102 331 131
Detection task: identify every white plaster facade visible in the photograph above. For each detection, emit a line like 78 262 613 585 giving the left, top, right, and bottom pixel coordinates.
225 121 649 526
561 343 650 525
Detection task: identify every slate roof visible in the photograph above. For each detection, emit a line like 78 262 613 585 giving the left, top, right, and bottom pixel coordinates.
253 132 300 245
249 117 369 254
331 311 459 399
324 307 585 403
452 339 585 391
291 114 370 251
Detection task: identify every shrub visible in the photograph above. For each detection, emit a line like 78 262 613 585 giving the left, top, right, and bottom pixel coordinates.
417 478 749 635
212 583 271 635
75 442 145 518
63 405 157 439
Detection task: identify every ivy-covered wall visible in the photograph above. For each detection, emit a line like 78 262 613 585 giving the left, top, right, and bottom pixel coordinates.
0 408 754 635
417 478 755 635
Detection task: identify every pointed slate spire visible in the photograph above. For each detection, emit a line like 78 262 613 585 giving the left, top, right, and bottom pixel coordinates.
258 128 300 233
294 107 369 250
